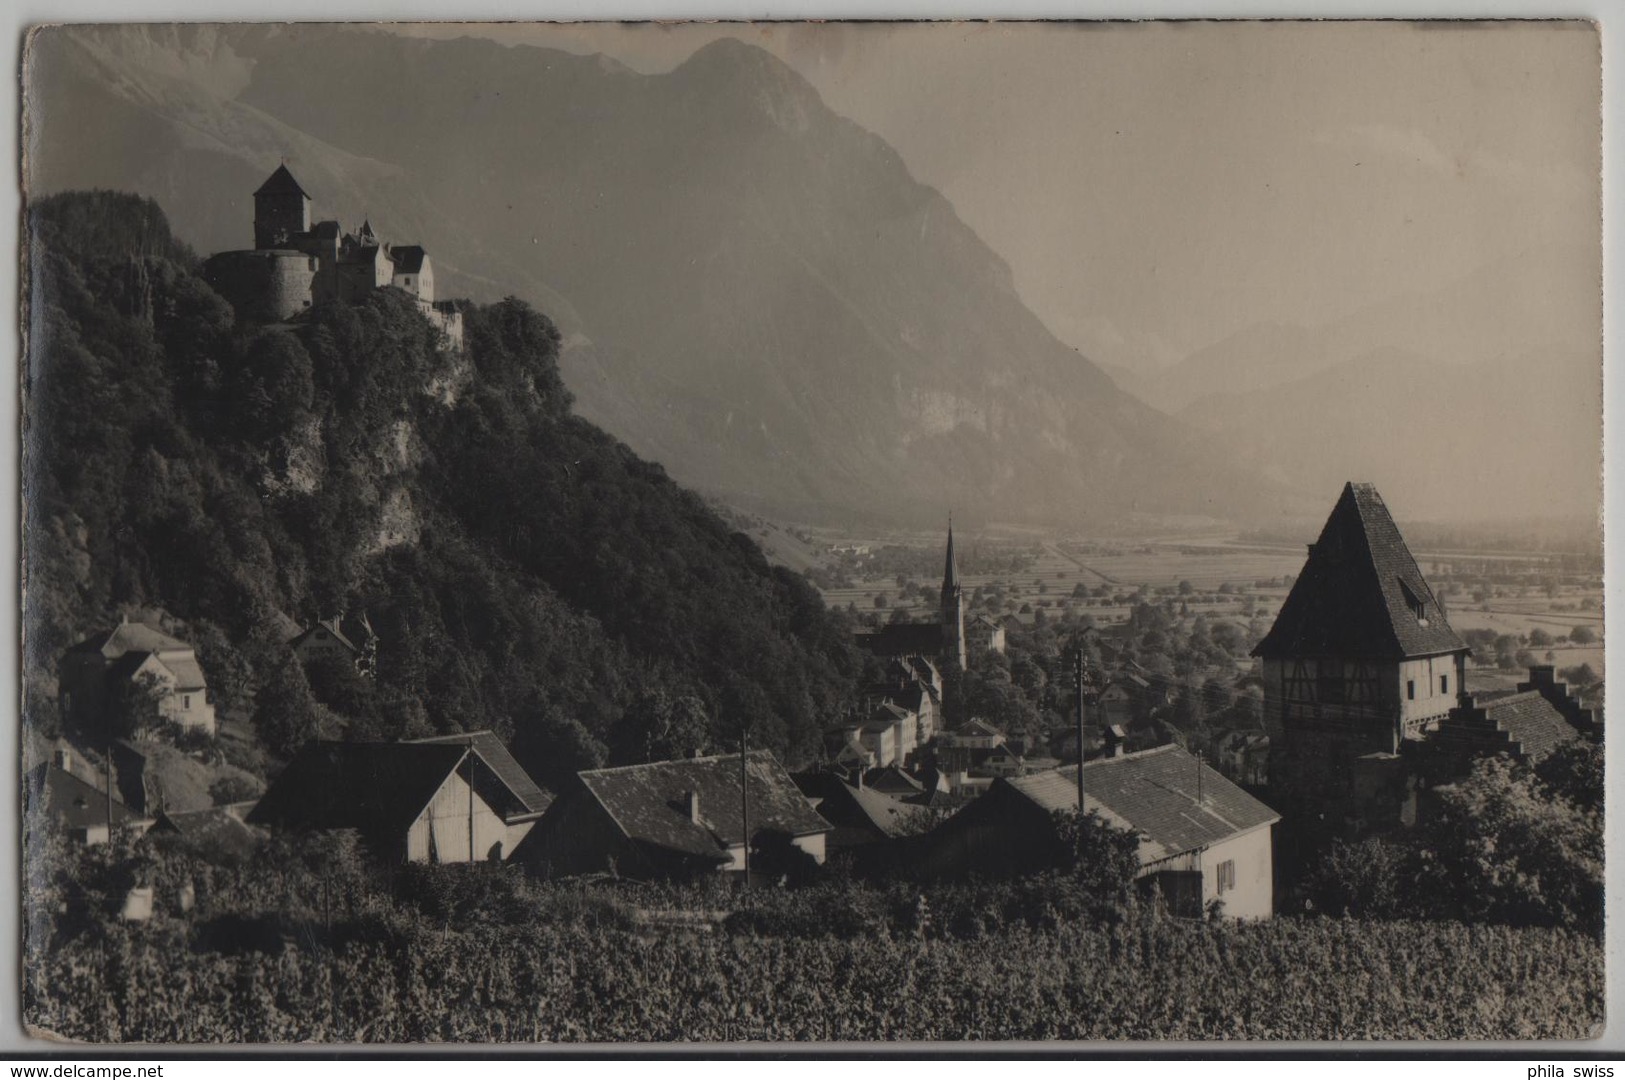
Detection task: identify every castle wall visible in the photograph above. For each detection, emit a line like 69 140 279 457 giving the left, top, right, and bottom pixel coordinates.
202 250 317 322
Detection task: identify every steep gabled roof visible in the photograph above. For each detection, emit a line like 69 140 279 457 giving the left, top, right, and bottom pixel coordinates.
574 750 829 862
25 763 147 832
247 741 470 839
793 774 927 841
254 164 311 199
942 524 960 593
290 617 359 655
1005 744 1279 864
69 621 191 659
1253 482 1466 660
410 730 553 816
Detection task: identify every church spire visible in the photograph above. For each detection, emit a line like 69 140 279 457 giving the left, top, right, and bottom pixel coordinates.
940 517 966 671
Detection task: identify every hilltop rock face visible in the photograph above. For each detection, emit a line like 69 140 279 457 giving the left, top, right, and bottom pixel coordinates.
28 25 1301 527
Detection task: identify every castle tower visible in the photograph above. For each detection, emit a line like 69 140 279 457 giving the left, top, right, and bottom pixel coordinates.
254 165 313 250
1252 482 1468 834
940 521 967 671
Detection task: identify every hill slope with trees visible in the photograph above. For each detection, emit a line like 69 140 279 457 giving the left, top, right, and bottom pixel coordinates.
24 191 864 787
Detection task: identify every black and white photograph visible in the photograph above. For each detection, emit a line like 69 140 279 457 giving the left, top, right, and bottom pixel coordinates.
17 19 1604 1044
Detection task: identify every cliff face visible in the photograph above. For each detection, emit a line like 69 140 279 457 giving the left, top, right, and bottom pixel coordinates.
27 25 1306 528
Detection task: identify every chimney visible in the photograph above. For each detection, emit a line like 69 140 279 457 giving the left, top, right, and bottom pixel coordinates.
1525 665 1557 688
686 790 702 824
52 748 72 774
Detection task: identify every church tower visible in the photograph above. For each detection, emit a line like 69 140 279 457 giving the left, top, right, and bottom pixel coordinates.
253 165 313 250
940 521 967 671
1253 482 1468 835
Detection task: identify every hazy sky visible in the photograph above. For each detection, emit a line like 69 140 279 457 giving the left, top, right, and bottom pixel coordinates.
392 20 1600 370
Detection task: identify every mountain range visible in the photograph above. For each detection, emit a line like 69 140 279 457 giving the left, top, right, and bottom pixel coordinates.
25 24 1598 528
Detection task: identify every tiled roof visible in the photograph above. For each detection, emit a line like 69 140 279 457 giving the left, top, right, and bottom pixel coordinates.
25 763 145 831
301 617 358 652
153 806 263 858
155 654 208 692
411 731 553 815
1439 691 1581 762
391 245 427 274
863 766 925 796
1253 483 1467 660
70 621 190 658
856 622 946 658
576 751 829 862
254 164 310 198
794 773 927 840
247 741 470 838
1005 744 1279 863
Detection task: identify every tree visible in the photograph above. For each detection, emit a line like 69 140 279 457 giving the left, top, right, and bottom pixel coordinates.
1569 626 1596 645
1423 756 1602 936
1528 628 1553 647
613 690 713 764
1049 807 1142 906
251 660 327 759
1559 663 1598 687
110 671 168 740
1304 837 1417 919
1534 739 1603 811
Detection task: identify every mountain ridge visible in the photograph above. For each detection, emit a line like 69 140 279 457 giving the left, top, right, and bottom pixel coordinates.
26 23 1309 529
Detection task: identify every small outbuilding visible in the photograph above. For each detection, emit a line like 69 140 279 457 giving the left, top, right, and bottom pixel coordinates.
918 743 1280 918
515 750 832 882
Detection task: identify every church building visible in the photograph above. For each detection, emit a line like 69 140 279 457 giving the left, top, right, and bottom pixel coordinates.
855 524 967 672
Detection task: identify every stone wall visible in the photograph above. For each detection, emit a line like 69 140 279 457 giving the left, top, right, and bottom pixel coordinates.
202 249 317 322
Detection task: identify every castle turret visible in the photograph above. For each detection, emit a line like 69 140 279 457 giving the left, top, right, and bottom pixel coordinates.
254 165 312 250
940 521 966 671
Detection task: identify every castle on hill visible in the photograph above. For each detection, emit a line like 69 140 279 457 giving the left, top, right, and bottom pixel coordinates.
203 165 463 349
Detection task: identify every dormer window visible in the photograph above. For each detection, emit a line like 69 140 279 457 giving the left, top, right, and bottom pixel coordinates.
1398 579 1427 624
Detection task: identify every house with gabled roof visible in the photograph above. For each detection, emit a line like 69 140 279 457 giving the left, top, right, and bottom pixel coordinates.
793 771 930 869
514 750 832 882
289 613 377 678
408 730 553 853
966 613 1006 656
248 736 546 863
919 743 1280 918
59 618 217 737
24 747 155 846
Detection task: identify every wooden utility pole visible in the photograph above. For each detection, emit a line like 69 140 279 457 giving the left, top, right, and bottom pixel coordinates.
467 742 476 864
105 741 114 845
1074 649 1087 815
739 727 750 888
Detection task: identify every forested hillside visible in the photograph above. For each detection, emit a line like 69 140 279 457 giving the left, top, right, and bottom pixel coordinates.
23 191 865 785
